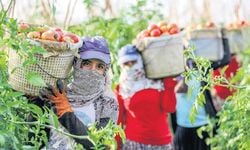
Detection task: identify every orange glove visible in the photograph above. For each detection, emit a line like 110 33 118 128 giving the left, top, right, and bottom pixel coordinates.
40 79 73 117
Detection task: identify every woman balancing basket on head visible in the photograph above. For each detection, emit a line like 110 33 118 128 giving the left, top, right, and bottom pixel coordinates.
115 21 185 150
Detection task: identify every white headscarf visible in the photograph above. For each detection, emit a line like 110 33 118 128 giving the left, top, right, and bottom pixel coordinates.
119 55 164 99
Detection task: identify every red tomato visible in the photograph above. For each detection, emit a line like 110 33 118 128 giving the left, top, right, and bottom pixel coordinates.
205 22 215 28
55 32 63 42
63 33 79 43
142 30 150 37
150 29 162 37
41 30 57 41
55 28 63 32
160 25 168 33
147 24 160 32
169 27 179 35
167 23 178 31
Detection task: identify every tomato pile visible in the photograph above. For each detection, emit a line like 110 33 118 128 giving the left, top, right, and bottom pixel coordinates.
18 22 79 43
136 21 180 39
225 20 249 30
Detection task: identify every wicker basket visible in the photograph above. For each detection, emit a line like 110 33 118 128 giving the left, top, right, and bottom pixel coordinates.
8 49 74 96
187 28 224 61
136 33 185 79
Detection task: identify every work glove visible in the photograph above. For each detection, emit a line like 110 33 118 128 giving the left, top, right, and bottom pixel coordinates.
40 79 73 117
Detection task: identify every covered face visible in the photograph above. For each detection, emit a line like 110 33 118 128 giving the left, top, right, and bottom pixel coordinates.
67 36 118 126
118 44 164 99
69 36 111 102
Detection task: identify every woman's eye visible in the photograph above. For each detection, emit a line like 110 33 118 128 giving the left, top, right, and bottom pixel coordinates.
97 64 106 70
81 60 91 66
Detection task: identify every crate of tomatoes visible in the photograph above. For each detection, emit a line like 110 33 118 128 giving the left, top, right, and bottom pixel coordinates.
186 22 224 61
134 21 185 79
224 20 250 54
8 22 82 96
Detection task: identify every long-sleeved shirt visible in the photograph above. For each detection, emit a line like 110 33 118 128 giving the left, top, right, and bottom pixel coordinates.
116 78 176 145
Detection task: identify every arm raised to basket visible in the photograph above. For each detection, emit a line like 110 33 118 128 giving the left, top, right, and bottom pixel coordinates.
39 79 94 149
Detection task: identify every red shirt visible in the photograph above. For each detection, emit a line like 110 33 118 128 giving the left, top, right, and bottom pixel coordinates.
116 78 176 145
213 55 240 99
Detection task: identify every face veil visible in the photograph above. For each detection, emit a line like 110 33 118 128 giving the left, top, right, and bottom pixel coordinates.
67 58 106 107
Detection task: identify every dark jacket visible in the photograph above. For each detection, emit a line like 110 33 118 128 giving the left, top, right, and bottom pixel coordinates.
27 97 93 149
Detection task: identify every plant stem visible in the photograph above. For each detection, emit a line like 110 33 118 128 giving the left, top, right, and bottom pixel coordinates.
9 120 95 144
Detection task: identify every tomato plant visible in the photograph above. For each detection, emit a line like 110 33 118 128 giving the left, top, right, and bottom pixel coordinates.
183 41 250 149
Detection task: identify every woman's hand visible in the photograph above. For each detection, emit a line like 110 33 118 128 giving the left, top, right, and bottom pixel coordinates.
40 79 73 117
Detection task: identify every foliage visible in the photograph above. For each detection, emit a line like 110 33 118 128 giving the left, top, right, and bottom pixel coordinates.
88 121 125 150
201 49 250 150
0 8 52 149
183 42 250 149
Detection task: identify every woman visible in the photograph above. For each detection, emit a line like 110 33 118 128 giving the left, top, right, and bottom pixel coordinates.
173 29 231 150
173 74 210 150
115 44 177 150
39 36 119 149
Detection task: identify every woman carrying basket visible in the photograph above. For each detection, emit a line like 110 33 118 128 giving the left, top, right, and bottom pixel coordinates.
115 44 177 150
32 36 119 149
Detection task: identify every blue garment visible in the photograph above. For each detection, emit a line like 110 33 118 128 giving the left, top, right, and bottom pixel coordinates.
176 79 208 127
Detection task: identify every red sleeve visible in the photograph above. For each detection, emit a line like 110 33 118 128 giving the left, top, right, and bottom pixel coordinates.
160 77 177 113
213 56 240 99
114 85 125 150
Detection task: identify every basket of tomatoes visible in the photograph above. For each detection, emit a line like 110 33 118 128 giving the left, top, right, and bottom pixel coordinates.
8 22 82 96
186 22 224 61
224 20 249 54
134 21 185 79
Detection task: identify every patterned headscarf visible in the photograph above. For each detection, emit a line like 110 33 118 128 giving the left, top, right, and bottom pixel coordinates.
67 36 118 124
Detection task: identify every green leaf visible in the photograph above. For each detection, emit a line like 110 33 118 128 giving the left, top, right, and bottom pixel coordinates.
25 72 47 87
51 110 59 129
8 91 24 98
0 135 5 146
28 104 43 116
0 105 8 113
21 145 35 150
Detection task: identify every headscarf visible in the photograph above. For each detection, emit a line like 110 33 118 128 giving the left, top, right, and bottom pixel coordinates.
118 45 164 99
67 36 118 124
